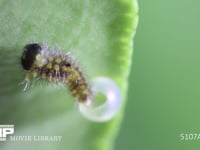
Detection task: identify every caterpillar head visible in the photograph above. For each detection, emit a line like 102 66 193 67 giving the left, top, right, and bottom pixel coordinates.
21 43 42 70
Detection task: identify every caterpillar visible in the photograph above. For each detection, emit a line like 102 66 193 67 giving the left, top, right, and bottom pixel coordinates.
21 43 92 104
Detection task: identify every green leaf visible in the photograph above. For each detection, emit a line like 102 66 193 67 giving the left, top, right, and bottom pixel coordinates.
0 0 138 149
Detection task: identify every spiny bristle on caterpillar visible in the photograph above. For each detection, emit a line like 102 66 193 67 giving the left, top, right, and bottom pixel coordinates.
21 43 92 104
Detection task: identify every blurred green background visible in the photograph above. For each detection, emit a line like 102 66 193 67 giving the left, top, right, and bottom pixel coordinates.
116 0 200 150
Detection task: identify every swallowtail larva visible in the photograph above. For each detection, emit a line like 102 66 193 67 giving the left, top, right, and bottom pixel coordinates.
21 43 92 104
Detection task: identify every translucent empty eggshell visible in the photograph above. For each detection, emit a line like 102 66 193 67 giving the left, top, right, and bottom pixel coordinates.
79 77 121 122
